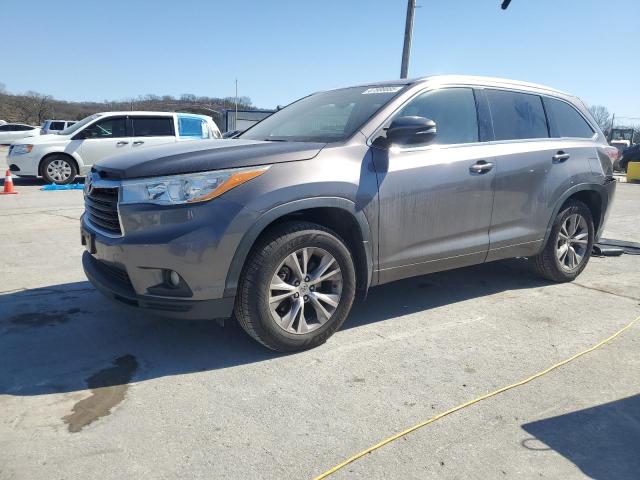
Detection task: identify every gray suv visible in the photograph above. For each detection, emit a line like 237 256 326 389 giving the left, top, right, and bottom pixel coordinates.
81 75 617 352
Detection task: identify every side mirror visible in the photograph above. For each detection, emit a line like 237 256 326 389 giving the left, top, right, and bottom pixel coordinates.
384 116 437 147
72 130 88 141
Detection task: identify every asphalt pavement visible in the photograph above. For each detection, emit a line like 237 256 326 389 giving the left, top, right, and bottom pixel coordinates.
1 146 639 479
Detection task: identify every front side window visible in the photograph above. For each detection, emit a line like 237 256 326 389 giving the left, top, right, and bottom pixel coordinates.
61 114 101 135
50 121 65 130
131 116 174 137
392 88 479 145
82 117 127 138
486 90 548 141
544 97 594 138
239 85 406 143
178 116 208 138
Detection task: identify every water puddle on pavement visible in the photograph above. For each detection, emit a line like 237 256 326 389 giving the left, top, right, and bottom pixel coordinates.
63 355 138 433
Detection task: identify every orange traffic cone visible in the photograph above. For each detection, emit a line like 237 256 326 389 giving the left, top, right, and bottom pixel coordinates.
0 169 18 195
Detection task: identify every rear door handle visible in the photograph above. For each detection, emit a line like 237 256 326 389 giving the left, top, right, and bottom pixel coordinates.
469 160 494 174
553 151 570 163
116 141 129 146
133 140 145 146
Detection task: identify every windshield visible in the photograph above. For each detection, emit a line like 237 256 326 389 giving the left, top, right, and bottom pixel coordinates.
59 114 102 135
239 85 406 143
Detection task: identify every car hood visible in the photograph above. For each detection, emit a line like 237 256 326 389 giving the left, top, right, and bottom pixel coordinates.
93 139 326 179
15 133 70 145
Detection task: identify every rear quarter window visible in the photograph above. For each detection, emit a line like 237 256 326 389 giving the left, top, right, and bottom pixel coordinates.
486 90 548 141
543 97 594 138
178 116 208 138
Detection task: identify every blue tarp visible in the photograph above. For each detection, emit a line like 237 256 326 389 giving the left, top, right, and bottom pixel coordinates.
40 183 84 191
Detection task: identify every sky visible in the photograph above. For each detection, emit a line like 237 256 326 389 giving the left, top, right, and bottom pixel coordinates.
1 0 639 122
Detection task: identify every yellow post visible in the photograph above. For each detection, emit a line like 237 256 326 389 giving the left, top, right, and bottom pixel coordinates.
627 161 640 183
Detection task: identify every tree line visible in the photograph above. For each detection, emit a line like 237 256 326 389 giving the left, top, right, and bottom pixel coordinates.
0 82 253 128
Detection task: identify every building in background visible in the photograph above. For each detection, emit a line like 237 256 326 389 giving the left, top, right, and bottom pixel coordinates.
224 109 275 133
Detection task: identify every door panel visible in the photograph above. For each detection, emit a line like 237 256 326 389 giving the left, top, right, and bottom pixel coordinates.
373 144 495 283
79 116 130 166
484 141 557 260
130 116 177 151
80 138 131 166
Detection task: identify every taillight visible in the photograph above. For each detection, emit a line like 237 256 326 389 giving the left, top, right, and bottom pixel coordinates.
604 146 620 164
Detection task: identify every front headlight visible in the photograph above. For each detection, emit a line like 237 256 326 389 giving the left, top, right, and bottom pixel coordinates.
120 165 270 205
11 144 33 155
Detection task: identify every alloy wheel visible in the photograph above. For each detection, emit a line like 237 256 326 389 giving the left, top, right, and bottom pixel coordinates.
46 159 72 183
556 213 589 271
268 247 343 334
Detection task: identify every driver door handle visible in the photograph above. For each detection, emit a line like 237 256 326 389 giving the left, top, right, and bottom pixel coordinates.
116 141 129 146
469 160 494 174
553 151 570 163
133 140 145 146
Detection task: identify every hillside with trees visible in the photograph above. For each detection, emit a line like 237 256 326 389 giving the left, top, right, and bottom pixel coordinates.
0 81 253 129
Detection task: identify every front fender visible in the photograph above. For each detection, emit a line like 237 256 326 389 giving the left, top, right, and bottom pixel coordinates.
223 197 374 297
36 144 85 174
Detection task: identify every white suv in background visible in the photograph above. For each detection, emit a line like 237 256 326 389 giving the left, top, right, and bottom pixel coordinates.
7 112 222 184
41 119 77 135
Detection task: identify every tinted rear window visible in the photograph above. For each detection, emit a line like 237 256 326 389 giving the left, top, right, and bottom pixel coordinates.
543 97 594 138
131 117 174 137
486 90 548 141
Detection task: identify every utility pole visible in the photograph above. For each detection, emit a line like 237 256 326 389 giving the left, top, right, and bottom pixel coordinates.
234 78 239 130
400 0 416 79
609 113 615 141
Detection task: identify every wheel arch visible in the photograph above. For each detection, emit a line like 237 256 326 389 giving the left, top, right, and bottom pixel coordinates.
224 198 374 299
38 151 80 177
542 184 608 246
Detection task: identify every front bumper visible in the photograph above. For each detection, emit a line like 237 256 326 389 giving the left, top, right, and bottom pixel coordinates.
82 251 234 320
5 149 39 176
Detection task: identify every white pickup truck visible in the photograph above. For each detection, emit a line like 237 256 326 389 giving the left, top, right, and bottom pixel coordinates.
6 111 221 184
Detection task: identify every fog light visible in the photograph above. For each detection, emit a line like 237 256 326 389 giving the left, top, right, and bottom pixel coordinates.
168 270 180 287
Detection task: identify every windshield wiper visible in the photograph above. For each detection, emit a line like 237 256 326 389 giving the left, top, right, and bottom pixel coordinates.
262 138 287 142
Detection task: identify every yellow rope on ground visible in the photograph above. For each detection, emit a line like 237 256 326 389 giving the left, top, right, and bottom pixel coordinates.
313 315 640 480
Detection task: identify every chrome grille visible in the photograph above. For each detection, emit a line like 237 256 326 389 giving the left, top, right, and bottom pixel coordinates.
85 186 122 235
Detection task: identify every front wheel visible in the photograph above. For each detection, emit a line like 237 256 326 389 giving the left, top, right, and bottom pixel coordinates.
530 199 594 282
42 155 77 185
235 222 356 352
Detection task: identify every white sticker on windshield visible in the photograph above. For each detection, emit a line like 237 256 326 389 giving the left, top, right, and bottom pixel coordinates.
362 86 403 95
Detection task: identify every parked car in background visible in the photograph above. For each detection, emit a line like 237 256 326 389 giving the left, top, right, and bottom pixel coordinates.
0 123 40 145
80 75 617 352
618 143 640 172
41 119 77 135
6 112 222 184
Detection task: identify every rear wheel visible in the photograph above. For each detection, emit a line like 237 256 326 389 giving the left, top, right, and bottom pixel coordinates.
235 222 356 352
42 155 77 185
531 200 594 282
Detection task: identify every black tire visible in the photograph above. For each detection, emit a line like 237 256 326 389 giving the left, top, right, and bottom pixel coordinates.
530 199 594 282
41 155 77 185
235 221 356 352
